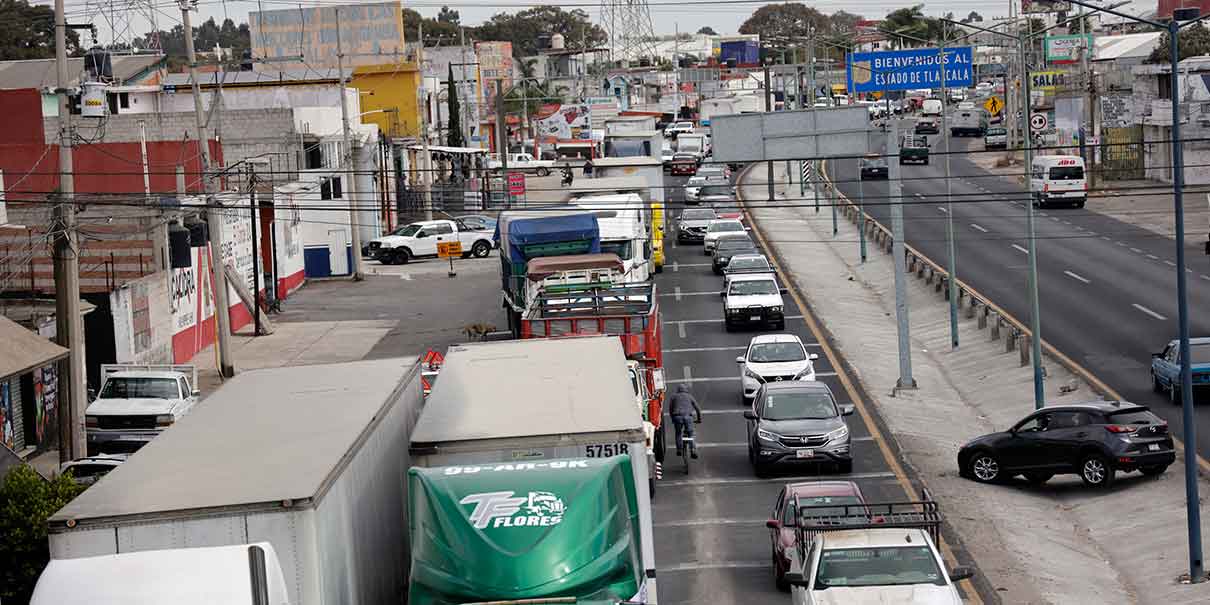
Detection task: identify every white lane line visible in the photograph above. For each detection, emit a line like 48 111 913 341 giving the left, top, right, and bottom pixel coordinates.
915 193 926 199
938 206 948 214
656 517 764 528
661 289 722 298
667 315 805 325
683 365 693 383
1061 219 1072 225
678 322 687 338
1164 260 1177 267
1146 253 1159 260
700 409 746 415
661 471 897 488
970 223 989 233
1130 247 1143 254
1101 236 1112 241
1132 304 1167 321
666 372 837 384
1011 244 1030 254
672 261 679 272
695 437 875 448
1117 241 1128 247
665 346 746 353
676 262 713 267
1064 270 1091 284
1202 275 1210 282
675 286 682 301
660 561 767 573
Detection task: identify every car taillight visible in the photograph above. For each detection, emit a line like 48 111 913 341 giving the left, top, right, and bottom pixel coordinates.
1043 183 1049 192
155 414 175 427
1106 425 1137 434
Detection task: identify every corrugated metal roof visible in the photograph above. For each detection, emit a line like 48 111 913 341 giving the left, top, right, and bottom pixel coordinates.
0 315 68 379
161 68 341 88
410 338 641 445
1094 32 1163 62
0 54 164 89
50 357 419 522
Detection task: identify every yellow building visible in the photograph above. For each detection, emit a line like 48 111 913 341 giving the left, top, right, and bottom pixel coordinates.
351 62 423 139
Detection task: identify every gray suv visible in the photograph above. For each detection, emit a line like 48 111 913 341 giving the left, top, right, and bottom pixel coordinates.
745 381 855 476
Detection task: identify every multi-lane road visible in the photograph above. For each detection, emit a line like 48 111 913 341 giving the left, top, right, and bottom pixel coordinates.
831 117 1210 458
651 170 985 604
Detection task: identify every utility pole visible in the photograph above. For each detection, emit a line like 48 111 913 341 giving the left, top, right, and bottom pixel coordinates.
496 79 509 207
888 122 916 389
938 43 959 350
807 28 818 214
181 0 234 378
52 0 85 462
248 165 262 336
1078 9 1094 187
335 8 365 280
419 19 433 221
763 62 774 201
460 27 471 146
1020 22 1045 410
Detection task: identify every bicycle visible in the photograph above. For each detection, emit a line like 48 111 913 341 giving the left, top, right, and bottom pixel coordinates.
680 435 694 475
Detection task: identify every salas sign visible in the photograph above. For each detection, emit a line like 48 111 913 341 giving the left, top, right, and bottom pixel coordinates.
1031 70 1070 91
847 47 974 94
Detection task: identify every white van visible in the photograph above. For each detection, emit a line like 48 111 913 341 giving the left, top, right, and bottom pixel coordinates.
1030 155 1087 208
573 193 652 282
921 98 943 117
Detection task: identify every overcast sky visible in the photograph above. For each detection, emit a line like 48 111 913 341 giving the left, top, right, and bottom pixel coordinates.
57 0 1157 51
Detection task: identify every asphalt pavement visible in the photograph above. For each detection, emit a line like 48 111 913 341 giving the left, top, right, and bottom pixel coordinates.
652 169 983 604
830 115 1210 461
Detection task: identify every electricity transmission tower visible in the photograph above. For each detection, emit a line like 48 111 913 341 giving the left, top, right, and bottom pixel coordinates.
600 0 659 66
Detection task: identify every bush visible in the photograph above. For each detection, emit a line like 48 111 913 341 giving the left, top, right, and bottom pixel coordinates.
0 466 85 604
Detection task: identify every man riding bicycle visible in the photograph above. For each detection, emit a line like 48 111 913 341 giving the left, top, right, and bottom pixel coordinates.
668 384 702 459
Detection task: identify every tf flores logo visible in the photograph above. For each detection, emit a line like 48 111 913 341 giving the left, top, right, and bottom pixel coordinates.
460 491 566 529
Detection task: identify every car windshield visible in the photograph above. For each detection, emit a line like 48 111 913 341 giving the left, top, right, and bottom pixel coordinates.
793 495 864 523
729 279 778 296
393 224 421 237
762 390 836 420
700 185 732 197
717 238 755 252
728 257 770 271
1106 408 1162 426
815 546 946 588
988 128 1006 135
99 377 180 400
699 167 725 177
749 342 806 363
688 177 708 186
600 240 633 261
1049 166 1084 180
708 222 744 233
681 209 716 220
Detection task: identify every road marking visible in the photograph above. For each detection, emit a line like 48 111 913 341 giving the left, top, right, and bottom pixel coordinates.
970 223 988 233
700 408 746 415
676 262 713 268
938 206 948 214
678 322 687 338
683 366 693 383
1130 247 1143 254
1117 241 1127 247
667 315 804 325
1164 260 1177 267
696 437 875 448
675 286 682 301
661 289 722 299
656 517 764 528
1101 236 1112 241
1147 254 1160 260
1202 275 1210 282
660 561 767 573
661 471 897 488
1011 244 1029 254
667 372 838 385
672 261 679 272
915 193 926 199
1132 304 1167 321
665 346 747 353
1064 270 1091 284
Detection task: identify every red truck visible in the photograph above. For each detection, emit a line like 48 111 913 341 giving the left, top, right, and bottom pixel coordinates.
520 277 668 470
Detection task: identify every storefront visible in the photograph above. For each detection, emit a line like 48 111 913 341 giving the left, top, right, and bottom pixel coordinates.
0 316 69 455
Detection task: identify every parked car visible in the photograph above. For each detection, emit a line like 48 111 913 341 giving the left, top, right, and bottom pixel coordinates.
737 333 820 402
766 480 867 590
85 365 199 456
957 101 976 110
60 453 129 486
368 219 495 264
1151 337 1210 404
900 135 930 165
859 155 888 180
485 153 555 176
684 175 727 202
665 121 695 138
722 272 785 331
676 207 718 244
745 381 854 475
985 126 1008 150
712 234 759 274
723 253 774 277
661 142 675 170
958 401 1176 487
703 219 747 254
670 152 699 175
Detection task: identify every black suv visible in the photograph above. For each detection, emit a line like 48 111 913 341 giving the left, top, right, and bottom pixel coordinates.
958 402 1175 488
712 234 759 274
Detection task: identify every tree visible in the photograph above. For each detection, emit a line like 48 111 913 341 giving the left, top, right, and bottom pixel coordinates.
882 5 932 46
697 26 718 36
739 3 829 42
1148 23 1210 63
0 0 81 60
446 64 464 147
472 7 607 58
437 6 460 25
828 10 864 34
402 8 461 46
962 11 984 24
0 466 86 603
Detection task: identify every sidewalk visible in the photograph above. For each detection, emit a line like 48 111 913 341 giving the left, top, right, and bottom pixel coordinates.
742 161 1210 604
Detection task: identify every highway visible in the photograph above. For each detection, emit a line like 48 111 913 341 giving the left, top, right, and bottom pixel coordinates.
651 169 985 604
829 116 1210 459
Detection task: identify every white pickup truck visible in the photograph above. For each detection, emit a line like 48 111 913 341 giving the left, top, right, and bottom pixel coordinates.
486 153 555 176
367 219 495 265
85 364 199 456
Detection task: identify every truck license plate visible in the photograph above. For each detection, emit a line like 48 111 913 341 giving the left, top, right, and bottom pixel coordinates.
1148 444 1161 451
749 315 761 321
796 449 815 459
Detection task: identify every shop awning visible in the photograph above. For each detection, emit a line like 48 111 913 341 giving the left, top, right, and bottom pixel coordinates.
0 315 68 380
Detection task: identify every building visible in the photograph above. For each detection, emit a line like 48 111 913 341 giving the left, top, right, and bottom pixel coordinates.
248 2 406 70
0 54 167 118
0 315 69 456
1129 56 1210 184
1157 0 1210 19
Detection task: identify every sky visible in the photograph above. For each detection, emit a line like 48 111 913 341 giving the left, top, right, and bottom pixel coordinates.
50 0 1157 51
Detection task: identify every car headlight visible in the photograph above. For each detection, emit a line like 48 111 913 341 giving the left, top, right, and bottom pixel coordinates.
826 425 849 443
744 368 764 382
757 428 781 442
769 305 782 313
377 242 393 250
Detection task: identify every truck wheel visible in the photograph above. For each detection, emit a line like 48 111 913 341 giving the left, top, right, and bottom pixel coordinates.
393 249 411 265
471 240 492 258
536 167 550 177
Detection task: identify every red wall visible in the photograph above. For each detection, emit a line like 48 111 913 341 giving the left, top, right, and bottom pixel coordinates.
1157 0 1210 18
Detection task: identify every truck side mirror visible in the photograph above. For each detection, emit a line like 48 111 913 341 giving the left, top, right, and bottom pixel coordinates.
783 571 809 587
87 388 97 402
948 565 975 582
192 389 201 397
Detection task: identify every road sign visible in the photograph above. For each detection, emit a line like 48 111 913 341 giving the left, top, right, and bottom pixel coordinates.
506 172 526 195
846 47 974 94
1030 113 1049 132
983 96 1005 116
437 241 463 259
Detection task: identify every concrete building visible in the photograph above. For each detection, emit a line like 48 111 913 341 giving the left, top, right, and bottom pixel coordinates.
248 2 407 70
1130 56 1210 184
0 316 69 456
0 54 167 118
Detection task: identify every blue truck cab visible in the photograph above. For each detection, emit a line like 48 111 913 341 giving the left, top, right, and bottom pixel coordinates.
1151 337 1210 404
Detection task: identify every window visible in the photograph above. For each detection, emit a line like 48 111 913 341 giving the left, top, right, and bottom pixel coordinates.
320 179 332 200
1106 408 1163 426
680 209 716 220
431 223 454 235
1046 411 1088 429
99 377 180 400
1048 166 1084 180
119 92 130 109
331 176 343 198
815 546 946 588
305 145 324 169
708 221 743 233
762 391 837 421
728 257 770 272
178 377 190 397
1192 343 1210 364
749 342 806 363
1015 413 1049 432
600 240 633 260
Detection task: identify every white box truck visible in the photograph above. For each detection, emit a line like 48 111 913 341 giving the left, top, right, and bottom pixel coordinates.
46 357 426 605
408 336 659 603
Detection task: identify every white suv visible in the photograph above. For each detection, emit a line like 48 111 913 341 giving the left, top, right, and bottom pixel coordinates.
703 219 746 254
737 334 820 402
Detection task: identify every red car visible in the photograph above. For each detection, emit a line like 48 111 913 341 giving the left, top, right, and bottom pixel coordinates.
765 480 867 590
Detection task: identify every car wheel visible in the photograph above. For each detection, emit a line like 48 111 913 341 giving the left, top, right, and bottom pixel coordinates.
392 249 411 265
655 263 663 274
967 451 1001 483
1024 472 1054 485
471 240 492 258
1141 464 1169 477
1080 454 1115 487
923 158 929 165
713 267 722 275
837 459 853 474
774 553 790 592
1153 372 1164 394
536 167 550 177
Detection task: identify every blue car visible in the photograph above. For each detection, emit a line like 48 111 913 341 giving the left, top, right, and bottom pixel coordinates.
1151 337 1210 404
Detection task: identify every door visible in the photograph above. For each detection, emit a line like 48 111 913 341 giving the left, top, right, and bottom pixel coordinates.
429 222 456 255
411 227 439 256
1156 343 1178 388
1032 411 1094 470
999 413 1052 471
327 229 349 275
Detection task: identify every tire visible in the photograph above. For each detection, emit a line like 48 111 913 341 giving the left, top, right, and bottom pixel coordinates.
774 553 790 591
837 459 853 474
1076 200 1086 209
655 263 664 274
724 320 735 333
471 240 492 258
536 167 550 177
923 158 929 165
1141 464 1169 477
1024 472 1054 485
392 249 411 265
1080 454 1115 488
1171 380 1182 405
967 451 1002 484
650 477 656 500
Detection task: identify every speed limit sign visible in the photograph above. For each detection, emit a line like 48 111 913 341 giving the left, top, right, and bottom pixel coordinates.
1030 113 1048 132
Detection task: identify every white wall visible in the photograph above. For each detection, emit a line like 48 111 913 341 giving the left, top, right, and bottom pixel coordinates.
159 84 344 114
110 272 174 364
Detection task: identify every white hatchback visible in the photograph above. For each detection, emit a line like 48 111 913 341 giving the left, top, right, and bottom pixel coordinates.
737 334 819 402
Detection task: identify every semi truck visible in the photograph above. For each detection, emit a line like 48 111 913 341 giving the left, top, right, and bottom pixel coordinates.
45 357 426 605
408 337 658 602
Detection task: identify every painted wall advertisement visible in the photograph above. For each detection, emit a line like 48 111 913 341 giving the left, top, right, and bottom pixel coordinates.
535 104 590 140
33 364 57 446
249 2 405 70
111 273 174 364
847 47 973 94
1 381 12 448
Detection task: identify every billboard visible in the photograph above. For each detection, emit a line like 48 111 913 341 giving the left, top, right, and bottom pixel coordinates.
535 104 590 140
1046 34 1092 64
1023 0 1072 13
847 47 973 94
249 2 405 70
1030 70 1071 91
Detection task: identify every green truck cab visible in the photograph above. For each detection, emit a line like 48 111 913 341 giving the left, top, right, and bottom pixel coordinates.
408 456 645 605
899 134 930 165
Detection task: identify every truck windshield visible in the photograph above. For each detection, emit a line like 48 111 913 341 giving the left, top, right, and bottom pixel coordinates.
729 280 777 296
99 377 180 400
600 240 634 261
1049 166 1084 180
749 342 806 363
815 546 946 588
394 224 421 237
762 391 835 420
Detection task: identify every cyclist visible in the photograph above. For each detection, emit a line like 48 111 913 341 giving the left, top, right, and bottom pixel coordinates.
668 384 702 459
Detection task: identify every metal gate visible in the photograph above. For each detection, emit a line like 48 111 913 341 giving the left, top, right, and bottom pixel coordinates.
1101 126 1144 180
